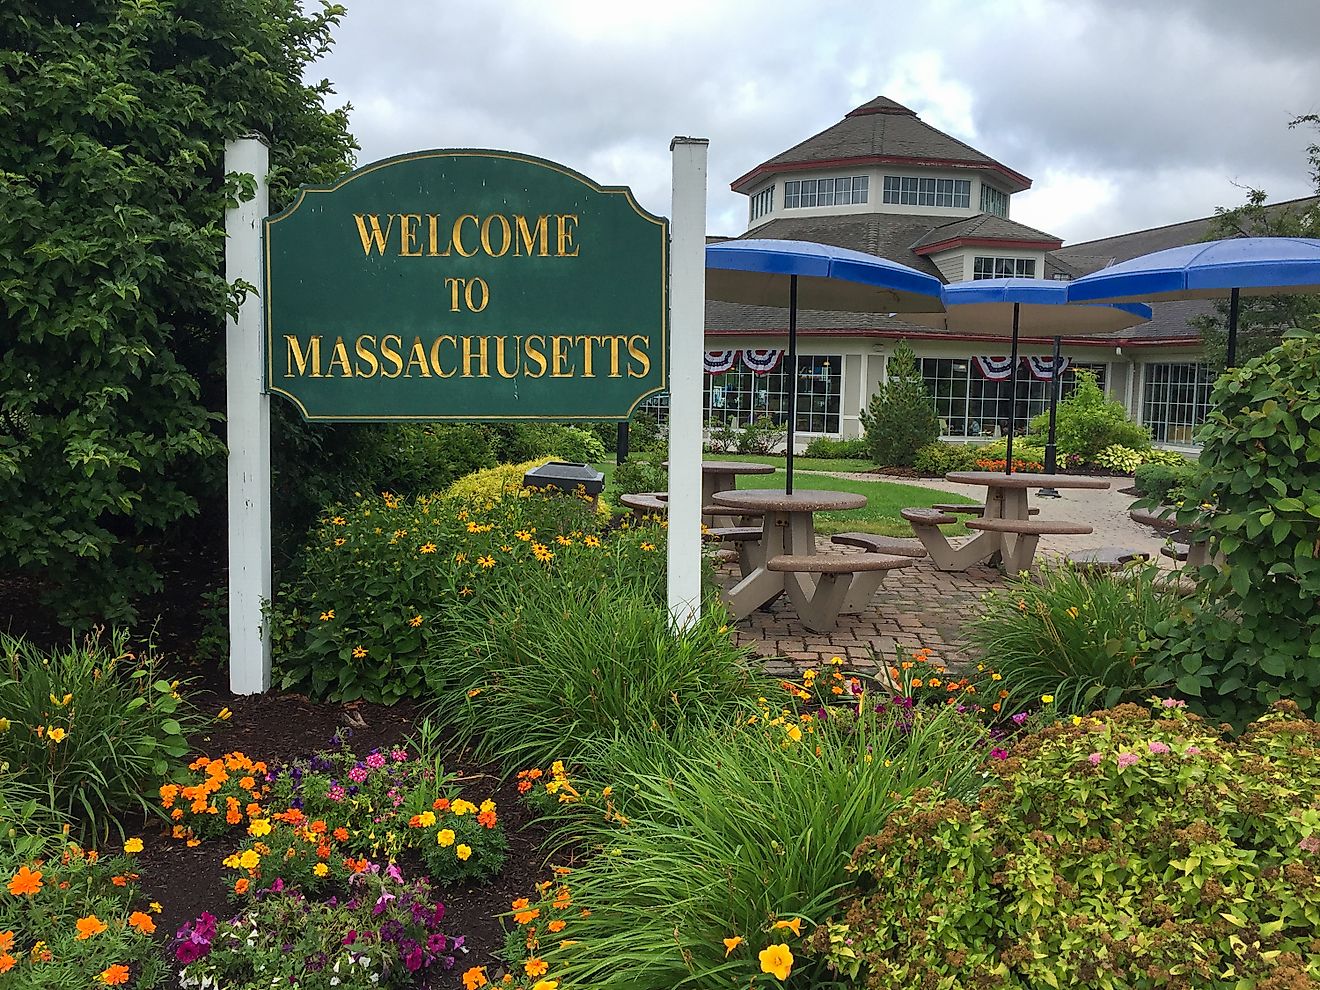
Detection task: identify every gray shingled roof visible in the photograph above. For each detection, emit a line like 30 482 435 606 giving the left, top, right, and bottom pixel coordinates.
732 97 1031 193
911 213 1062 251
742 214 946 278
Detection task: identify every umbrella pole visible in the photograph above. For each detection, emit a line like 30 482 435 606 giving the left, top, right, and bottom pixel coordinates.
1039 334 1062 498
1227 286 1240 368
1004 303 1020 476
786 275 797 495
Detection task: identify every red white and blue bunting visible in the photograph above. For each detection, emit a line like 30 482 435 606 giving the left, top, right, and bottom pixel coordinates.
703 350 739 375
973 355 1017 381
740 349 784 375
1024 355 1071 381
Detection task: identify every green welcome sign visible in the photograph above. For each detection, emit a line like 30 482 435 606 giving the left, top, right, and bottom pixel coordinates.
264 150 668 420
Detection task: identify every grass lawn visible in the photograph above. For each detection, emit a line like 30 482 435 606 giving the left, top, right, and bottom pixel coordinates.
596 457 978 537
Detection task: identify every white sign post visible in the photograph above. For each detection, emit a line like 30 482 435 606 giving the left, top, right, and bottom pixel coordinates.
666 137 709 630
225 135 273 694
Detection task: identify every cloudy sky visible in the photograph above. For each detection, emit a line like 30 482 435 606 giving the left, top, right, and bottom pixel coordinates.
310 0 1319 246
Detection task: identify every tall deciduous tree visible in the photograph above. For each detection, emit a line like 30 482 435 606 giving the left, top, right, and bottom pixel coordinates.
1196 114 1320 368
0 1 356 624
860 340 939 467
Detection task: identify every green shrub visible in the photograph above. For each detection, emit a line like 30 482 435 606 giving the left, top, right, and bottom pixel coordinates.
626 411 667 454
1028 370 1151 459
442 457 554 503
823 699 1320 989
509 696 988 990
1092 442 1146 474
735 414 787 454
1157 332 1320 719
803 436 869 459
860 341 940 467
1141 448 1195 467
704 417 741 454
428 582 755 767
1133 462 1196 502
965 563 1177 715
611 459 669 496
0 629 201 841
269 488 610 702
913 441 978 475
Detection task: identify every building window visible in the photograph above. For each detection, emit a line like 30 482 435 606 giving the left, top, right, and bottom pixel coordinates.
882 176 971 208
917 358 1107 438
980 185 1009 218
1141 362 1214 444
749 185 774 222
783 176 868 210
973 256 1036 279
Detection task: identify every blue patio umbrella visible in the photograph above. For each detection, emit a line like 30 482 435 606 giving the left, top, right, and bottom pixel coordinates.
1065 237 1320 366
706 239 945 492
907 278 1152 475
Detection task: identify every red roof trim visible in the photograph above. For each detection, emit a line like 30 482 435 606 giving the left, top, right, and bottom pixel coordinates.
705 328 1201 348
914 235 1062 256
731 154 1033 194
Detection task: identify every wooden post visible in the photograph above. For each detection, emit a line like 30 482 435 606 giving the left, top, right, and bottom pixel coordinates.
225 135 273 694
666 137 709 630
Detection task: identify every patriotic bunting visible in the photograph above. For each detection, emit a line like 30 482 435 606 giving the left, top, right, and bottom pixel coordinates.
973 356 1016 381
1024 355 1071 381
741 349 784 374
703 350 739 375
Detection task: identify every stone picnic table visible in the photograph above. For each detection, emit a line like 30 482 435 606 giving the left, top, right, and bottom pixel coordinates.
663 459 776 525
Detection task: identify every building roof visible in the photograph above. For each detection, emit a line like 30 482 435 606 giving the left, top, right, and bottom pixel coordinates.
731 96 1032 195
742 213 947 278
911 213 1062 254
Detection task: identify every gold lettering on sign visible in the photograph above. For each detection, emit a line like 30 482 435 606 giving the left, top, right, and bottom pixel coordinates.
524 336 548 378
550 335 574 378
556 214 579 257
515 215 549 256
626 335 651 378
430 336 457 378
480 215 511 257
575 335 600 377
327 337 354 378
461 336 489 377
354 335 380 378
354 214 396 256
404 338 432 378
452 215 480 258
426 214 450 257
605 335 624 377
286 335 322 378
495 336 521 378
399 214 424 256
379 335 404 378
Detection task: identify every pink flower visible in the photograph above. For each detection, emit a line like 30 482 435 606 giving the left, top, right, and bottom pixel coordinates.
391 748 409 762
1185 746 1201 756
1087 752 1103 765
348 766 370 784
1161 698 1186 709
990 747 1009 760
1148 741 1171 755
365 752 387 770
328 785 346 802
1116 752 1139 769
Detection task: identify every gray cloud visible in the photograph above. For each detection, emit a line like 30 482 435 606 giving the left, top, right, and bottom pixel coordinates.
309 0 1319 246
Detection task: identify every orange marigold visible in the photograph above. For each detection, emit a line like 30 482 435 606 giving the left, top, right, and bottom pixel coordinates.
524 958 549 978
7 867 42 896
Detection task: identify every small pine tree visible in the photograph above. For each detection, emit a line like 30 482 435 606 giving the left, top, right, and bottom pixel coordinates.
860 341 940 467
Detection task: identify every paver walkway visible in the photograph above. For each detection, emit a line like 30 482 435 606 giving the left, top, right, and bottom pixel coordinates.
723 473 1181 675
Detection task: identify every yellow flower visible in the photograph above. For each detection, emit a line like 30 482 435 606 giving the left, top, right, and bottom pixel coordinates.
723 935 743 956
640 542 656 551
122 838 143 855
216 707 233 721
437 829 455 847
314 862 329 877
334 537 346 547
331 516 346 525
47 727 67 743
759 943 794 980
1065 606 1080 619
784 724 802 743
149 902 162 914
319 610 335 622
352 646 368 659
456 844 472 861
0 718 9 733
420 542 437 554
238 850 260 870
583 535 601 548
477 555 496 569
1042 695 1055 704
409 614 424 627
248 819 272 837
532 982 559 990
991 673 1002 681
773 918 802 936
49 693 73 706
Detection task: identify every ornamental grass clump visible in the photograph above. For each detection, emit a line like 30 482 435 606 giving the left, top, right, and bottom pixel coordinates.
514 695 986 990
966 562 1177 715
0 628 199 841
429 584 760 767
820 699 1320 989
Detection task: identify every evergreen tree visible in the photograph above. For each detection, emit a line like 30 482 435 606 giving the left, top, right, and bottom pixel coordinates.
860 340 940 467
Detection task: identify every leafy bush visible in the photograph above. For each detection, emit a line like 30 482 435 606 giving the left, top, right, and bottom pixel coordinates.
0 629 201 841
735 414 787 454
1092 443 1146 473
860 341 940 467
0 1 355 626
626 412 667 454
965 563 1177 715
610 459 669 496
1141 448 1196 467
705 418 741 454
1159 332 1320 718
803 436 869 459
429 584 757 767
175 868 463 987
913 441 978 475
822 699 1320 989
1133 462 1196 502
269 488 609 702
442 457 555 503
1028 371 1151 460
0 837 166 987
507 695 987 990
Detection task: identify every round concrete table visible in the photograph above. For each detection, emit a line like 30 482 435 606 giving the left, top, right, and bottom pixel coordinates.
711 488 865 620
664 460 776 525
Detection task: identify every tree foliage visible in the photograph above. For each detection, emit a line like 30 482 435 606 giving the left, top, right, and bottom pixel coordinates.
0 0 356 624
1196 114 1320 368
1027 370 1150 459
860 340 939 467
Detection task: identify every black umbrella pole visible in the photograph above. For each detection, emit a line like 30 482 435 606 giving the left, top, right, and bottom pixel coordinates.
1039 335 1062 498
1004 304 1020 476
786 275 797 495
1227 287 1240 369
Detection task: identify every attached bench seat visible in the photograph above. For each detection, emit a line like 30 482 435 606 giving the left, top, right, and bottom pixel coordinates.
830 532 927 558
702 526 761 543
764 552 916 631
619 492 667 517
932 502 1039 517
1129 507 1181 532
901 507 960 527
1066 546 1151 572
964 517 1093 536
703 525 763 580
